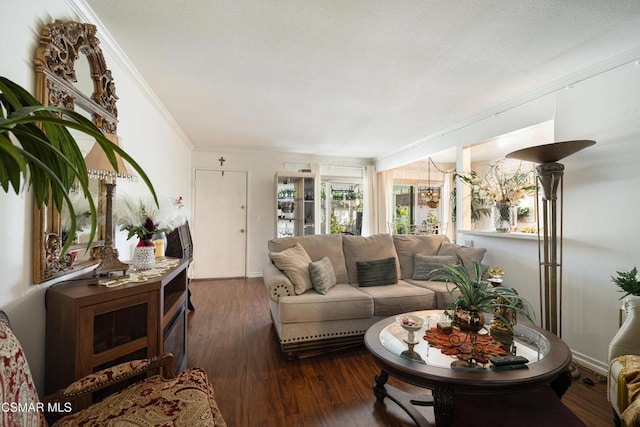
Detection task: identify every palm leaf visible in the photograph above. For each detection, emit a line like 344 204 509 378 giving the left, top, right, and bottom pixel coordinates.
0 76 157 256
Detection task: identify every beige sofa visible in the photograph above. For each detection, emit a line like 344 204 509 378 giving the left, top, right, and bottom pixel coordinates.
264 233 486 357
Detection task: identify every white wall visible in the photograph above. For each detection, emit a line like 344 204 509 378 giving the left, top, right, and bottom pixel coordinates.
191 151 369 277
383 60 640 375
0 0 192 392
554 62 640 373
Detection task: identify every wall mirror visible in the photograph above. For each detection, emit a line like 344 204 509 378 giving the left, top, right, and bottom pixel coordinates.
33 20 119 283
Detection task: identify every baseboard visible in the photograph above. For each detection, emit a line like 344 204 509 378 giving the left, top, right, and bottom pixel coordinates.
247 272 263 278
572 350 608 376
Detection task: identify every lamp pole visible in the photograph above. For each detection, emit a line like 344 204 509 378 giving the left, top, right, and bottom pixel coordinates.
507 140 595 337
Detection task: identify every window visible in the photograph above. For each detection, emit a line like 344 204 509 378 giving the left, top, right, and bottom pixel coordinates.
392 184 444 234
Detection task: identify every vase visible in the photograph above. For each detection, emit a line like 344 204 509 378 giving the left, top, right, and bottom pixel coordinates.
453 307 485 333
132 235 155 270
493 201 513 232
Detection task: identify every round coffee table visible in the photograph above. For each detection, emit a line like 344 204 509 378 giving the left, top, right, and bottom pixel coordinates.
364 310 572 427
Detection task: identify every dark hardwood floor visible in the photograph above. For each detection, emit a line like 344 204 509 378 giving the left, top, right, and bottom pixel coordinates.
187 278 612 427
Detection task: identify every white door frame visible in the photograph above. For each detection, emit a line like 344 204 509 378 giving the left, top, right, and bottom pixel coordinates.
192 168 248 278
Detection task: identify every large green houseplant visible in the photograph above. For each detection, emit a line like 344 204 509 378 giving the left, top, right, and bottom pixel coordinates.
0 76 156 254
450 171 492 223
432 256 534 333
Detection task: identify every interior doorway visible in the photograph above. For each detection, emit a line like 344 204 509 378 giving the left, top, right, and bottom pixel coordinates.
193 169 247 279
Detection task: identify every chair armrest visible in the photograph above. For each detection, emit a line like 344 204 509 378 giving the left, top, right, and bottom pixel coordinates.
263 262 295 302
44 353 175 402
609 296 640 361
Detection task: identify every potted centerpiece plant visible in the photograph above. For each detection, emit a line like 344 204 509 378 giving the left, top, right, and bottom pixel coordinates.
0 76 156 254
432 256 534 334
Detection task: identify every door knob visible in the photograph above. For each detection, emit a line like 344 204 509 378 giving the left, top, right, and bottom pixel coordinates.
240 229 245 233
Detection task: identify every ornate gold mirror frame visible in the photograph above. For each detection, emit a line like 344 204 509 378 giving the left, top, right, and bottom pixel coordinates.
33 20 118 283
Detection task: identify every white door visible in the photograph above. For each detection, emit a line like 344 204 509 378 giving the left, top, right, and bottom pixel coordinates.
193 169 247 278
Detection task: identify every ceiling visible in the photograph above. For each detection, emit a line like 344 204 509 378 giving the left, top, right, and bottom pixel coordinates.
84 0 640 161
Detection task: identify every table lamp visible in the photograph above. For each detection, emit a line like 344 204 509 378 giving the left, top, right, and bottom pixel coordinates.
84 134 135 277
507 140 595 337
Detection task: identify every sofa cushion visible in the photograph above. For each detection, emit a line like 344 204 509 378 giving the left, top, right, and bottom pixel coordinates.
343 234 400 284
309 256 337 295
393 234 450 279
357 281 436 315
268 234 348 283
412 254 459 280
437 242 487 273
269 243 313 295
356 257 398 287
278 284 374 323
405 279 461 309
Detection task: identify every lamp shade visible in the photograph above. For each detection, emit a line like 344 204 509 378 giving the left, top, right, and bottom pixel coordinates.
506 140 596 164
84 134 134 181
84 133 134 278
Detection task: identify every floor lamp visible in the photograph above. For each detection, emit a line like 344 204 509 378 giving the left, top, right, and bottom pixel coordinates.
506 140 595 337
84 135 134 277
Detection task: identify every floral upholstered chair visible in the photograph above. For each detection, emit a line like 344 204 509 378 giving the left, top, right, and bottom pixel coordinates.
0 311 226 426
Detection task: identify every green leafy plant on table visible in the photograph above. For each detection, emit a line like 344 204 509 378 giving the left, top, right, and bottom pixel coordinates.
0 76 156 254
612 267 640 299
431 255 534 331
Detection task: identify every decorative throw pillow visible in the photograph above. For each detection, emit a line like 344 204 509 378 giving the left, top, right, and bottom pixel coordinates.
309 256 337 295
412 254 459 280
269 243 313 295
343 234 400 284
437 242 487 273
356 257 398 287
392 234 449 279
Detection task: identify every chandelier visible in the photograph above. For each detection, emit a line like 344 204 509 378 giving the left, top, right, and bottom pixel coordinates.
424 158 440 208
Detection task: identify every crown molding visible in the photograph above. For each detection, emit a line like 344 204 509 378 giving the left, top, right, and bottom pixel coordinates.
377 45 640 170
65 0 193 149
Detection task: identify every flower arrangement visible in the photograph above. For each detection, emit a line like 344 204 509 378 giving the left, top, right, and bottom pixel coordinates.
454 160 536 229
483 160 536 204
456 160 535 205
114 195 187 241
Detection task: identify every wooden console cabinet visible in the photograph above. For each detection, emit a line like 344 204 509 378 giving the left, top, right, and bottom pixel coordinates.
45 258 189 406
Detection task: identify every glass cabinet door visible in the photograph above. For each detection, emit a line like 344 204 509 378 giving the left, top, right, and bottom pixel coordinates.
275 172 317 237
